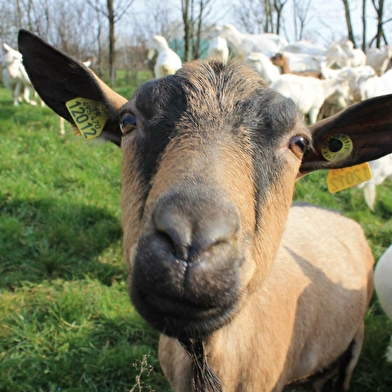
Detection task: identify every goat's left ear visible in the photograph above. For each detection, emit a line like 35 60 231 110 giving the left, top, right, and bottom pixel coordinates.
18 29 127 146
300 94 392 177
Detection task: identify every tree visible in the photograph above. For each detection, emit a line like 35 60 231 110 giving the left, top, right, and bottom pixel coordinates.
273 0 289 35
234 0 288 35
362 0 367 51
181 0 191 61
234 0 268 34
341 0 356 47
87 0 135 86
292 0 313 41
181 0 214 61
370 0 388 47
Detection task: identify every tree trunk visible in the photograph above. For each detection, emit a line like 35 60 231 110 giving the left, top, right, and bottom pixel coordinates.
107 0 115 86
96 13 103 77
342 0 356 47
264 0 273 32
369 0 387 47
194 0 204 59
343 0 357 48
362 0 367 51
375 0 385 47
274 0 288 35
182 0 191 62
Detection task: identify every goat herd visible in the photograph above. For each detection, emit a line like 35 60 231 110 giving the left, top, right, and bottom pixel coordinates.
3 27 392 391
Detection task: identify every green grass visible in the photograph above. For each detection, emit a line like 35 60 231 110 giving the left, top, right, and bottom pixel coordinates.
0 83 170 392
1 77 391 391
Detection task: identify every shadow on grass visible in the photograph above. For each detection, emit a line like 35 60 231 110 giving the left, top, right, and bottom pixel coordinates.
0 193 125 289
0 310 168 392
0 275 169 391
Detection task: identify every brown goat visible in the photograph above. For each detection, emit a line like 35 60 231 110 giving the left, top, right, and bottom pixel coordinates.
18 30 392 392
271 52 324 79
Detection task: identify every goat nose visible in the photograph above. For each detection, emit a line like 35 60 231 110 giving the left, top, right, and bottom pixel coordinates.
152 194 240 261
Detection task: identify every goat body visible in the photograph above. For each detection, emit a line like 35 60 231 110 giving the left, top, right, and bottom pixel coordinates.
270 53 323 78
281 40 327 56
356 153 392 210
374 245 392 362
147 35 182 78
340 40 366 68
270 74 349 124
2 43 67 135
159 204 373 391
281 51 324 73
366 46 392 76
207 36 229 63
246 51 280 85
325 43 351 68
321 64 375 102
357 69 392 100
19 29 392 392
2 42 39 106
211 24 288 58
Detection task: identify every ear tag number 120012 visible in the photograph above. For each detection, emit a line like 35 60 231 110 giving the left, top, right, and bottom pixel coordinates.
66 98 108 140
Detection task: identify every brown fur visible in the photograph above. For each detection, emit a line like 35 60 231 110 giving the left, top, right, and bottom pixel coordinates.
158 206 373 391
120 62 372 391
271 53 324 79
17 30 392 392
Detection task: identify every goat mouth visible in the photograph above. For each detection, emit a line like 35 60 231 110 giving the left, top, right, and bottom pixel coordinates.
131 285 240 338
130 233 243 338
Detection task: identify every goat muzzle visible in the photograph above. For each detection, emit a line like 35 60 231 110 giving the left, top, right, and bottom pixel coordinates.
130 189 243 338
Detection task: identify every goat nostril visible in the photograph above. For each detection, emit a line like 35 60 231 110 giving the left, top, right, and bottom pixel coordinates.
160 226 190 260
153 210 192 260
152 195 240 261
192 215 240 254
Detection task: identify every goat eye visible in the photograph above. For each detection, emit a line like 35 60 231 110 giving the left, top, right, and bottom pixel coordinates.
289 135 310 158
120 112 137 135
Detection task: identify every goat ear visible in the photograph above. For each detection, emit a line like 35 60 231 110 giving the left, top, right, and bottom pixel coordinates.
3 42 13 52
300 94 392 176
17 29 127 146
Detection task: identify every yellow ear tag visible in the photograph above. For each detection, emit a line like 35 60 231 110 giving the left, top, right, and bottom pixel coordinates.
327 162 372 193
66 98 108 140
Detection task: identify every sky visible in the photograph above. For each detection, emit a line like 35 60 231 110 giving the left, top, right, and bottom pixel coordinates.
130 0 392 48
223 0 391 47
283 0 384 46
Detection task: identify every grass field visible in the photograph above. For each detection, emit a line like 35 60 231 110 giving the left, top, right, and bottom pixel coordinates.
0 73 391 392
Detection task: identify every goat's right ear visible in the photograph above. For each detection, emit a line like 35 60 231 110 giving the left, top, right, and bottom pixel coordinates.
300 94 392 176
18 29 127 146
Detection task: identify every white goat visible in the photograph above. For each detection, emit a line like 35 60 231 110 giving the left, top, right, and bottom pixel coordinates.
270 74 349 124
19 29 392 392
147 35 182 78
325 42 350 68
320 64 376 104
356 154 392 210
357 69 392 101
211 24 288 58
279 41 364 74
245 51 280 85
1 43 94 136
374 245 392 362
340 40 367 68
207 36 229 63
281 40 327 56
366 46 392 75
279 51 324 73
2 42 41 106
